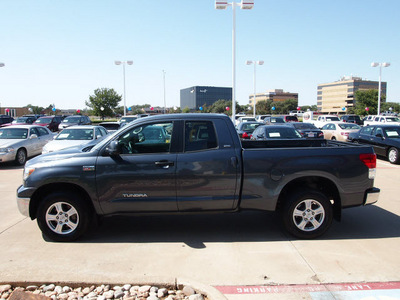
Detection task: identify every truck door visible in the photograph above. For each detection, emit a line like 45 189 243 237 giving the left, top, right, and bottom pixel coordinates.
95 121 178 214
176 119 240 211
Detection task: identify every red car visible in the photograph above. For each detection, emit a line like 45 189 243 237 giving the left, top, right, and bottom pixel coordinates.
34 116 63 132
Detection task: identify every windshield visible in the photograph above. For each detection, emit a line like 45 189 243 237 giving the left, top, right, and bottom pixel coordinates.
386 117 400 123
120 116 137 123
12 117 29 123
56 128 94 140
62 116 81 123
0 128 28 139
35 117 52 124
326 117 340 121
241 123 262 131
293 123 316 129
339 124 361 130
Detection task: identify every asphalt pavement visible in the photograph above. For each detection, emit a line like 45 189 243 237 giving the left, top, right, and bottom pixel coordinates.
0 159 399 299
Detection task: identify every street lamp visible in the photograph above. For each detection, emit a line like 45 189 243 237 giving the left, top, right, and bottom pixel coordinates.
215 0 254 122
162 70 166 114
114 60 133 116
0 63 4 67
246 60 264 118
371 62 390 115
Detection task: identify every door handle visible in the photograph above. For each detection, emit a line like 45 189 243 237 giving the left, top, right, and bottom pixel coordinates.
155 160 174 169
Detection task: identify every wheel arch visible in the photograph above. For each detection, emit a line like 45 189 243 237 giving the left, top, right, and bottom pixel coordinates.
276 176 342 221
29 182 96 220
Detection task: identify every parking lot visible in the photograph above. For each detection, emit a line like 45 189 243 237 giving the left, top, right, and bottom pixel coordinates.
0 158 399 299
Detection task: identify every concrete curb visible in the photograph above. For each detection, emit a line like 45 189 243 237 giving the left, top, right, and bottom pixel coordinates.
1 278 228 300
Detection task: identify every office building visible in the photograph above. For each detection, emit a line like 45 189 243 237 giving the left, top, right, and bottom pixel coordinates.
317 76 386 114
180 86 232 110
249 89 298 106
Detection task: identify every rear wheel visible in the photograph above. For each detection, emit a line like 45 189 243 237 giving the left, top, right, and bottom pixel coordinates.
37 192 91 242
282 189 333 239
331 136 336 140
388 147 399 164
15 148 27 165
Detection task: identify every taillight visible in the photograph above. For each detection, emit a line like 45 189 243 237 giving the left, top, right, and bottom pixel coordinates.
242 132 249 139
360 153 376 168
360 153 376 179
318 132 324 138
341 132 349 136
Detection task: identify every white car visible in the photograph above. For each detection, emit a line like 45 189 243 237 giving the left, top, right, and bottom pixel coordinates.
312 115 340 129
0 125 53 165
368 115 400 126
42 125 108 154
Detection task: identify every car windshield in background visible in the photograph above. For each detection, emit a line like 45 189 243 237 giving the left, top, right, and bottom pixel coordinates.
56 129 94 140
120 116 138 123
386 117 400 123
338 124 361 130
326 117 340 121
12 117 29 123
384 127 400 138
0 128 28 139
35 117 53 124
242 123 262 131
293 123 317 129
266 128 302 139
62 117 81 123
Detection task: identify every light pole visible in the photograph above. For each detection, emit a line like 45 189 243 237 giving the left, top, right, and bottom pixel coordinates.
114 60 133 116
0 63 4 67
246 60 264 118
371 62 390 115
162 70 166 114
215 0 254 122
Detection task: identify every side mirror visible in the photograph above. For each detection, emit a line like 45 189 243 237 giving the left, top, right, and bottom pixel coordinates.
105 141 121 156
30 134 38 139
376 133 384 139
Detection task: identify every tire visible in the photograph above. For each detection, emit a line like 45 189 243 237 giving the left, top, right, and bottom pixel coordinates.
282 189 333 239
15 148 27 166
331 136 336 140
37 192 91 242
388 147 400 164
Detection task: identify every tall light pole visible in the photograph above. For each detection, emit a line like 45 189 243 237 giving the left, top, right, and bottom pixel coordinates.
246 60 264 118
215 0 254 122
0 63 4 67
162 70 166 114
371 62 390 115
114 60 133 116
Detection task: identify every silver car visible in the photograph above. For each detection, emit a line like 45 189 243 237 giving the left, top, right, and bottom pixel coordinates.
42 125 108 154
0 125 53 165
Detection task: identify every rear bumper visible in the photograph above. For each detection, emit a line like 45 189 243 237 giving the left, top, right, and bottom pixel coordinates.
364 187 380 205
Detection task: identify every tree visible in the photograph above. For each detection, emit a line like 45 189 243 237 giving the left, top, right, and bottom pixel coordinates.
86 88 121 119
354 90 385 116
25 104 44 115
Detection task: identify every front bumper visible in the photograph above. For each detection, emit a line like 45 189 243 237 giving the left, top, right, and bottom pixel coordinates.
16 185 36 217
0 152 16 163
364 187 380 205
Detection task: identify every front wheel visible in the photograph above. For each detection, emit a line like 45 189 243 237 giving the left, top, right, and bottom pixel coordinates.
282 189 333 239
37 192 91 242
388 147 399 164
15 148 27 165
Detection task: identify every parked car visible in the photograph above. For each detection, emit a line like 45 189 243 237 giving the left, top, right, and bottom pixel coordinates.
348 124 400 164
42 125 108 154
251 125 303 140
339 115 363 126
0 125 53 165
58 115 92 130
98 122 122 133
283 115 299 122
287 122 324 139
321 122 361 142
17 114 379 241
235 116 256 126
236 121 264 139
289 110 305 117
311 115 340 128
263 116 285 125
34 116 63 132
368 115 400 126
255 115 271 122
0 115 14 127
5 116 37 126
363 115 376 126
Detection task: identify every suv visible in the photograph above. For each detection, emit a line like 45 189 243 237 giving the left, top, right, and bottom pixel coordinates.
0 115 14 127
58 115 91 130
283 115 299 122
340 115 363 126
35 115 63 132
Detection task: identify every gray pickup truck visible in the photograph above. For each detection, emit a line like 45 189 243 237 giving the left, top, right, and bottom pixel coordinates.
17 114 380 242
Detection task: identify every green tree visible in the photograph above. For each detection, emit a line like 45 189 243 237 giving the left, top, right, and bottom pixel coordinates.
182 107 190 113
86 88 122 119
354 90 385 116
25 104 44 115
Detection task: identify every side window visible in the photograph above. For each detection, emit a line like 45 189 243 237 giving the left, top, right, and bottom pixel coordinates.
30 128 39 136
99 127 108 136
37 127 49 136
118 122 173 154
184 121 217 152
360 126 374 135
95 128 102 138
374 128 384 136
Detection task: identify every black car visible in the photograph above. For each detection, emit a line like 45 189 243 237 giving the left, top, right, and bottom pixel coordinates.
340 114 363 126
236 121 264 139
286 122 324 139
251 125 303 140
263 117 285 125
348 124 400 164
0 115 14 127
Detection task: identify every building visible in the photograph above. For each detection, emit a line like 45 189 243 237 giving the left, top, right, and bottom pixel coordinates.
249 89 298 106
317 76 386 114
180 86 232 110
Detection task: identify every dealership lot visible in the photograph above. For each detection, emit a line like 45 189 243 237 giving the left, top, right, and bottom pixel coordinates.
0 159 399 298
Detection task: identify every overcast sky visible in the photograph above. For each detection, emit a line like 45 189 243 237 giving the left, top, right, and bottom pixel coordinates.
0 0 399 110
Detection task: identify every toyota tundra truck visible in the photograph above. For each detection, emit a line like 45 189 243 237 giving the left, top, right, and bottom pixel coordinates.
17 114 380 242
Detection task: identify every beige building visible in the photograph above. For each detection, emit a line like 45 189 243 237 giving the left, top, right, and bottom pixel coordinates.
317 76 386 114
249 89 298 106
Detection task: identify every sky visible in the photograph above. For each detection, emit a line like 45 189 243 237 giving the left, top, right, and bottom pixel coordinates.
0 0 399 110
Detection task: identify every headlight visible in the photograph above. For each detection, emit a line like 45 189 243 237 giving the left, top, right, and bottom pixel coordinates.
0 147 15 154
23 167 35 181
